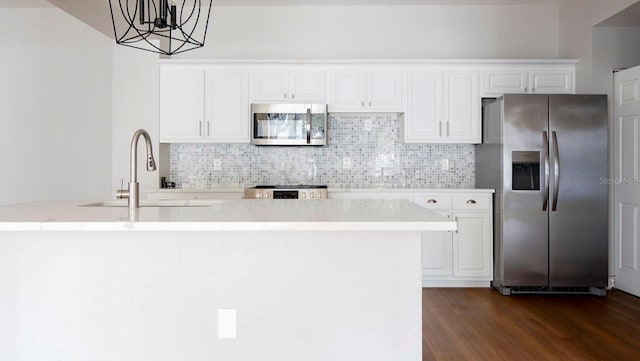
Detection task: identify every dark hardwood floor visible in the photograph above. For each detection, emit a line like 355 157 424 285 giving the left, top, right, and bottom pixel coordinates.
422 288 640 361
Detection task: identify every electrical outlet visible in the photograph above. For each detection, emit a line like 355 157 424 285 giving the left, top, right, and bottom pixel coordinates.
218 309 237 339
213 159 222 171
343 157 352 169
364 118 373 131
441 159 449 170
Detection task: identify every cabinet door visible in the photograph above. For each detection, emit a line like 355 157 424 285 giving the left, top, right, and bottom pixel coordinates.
529 68 573 94
444 70 481 143
404 70 443 143
252 70 289 102
421 211 453 278
367 70 403 111
452 212 492 279
482 69 528 95
160 67 205 142
328 70 366 112
290 70 325 102
205 70 249 143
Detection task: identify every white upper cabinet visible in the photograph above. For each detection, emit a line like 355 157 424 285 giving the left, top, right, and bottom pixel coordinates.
328 68 403 112
444 70 481 143
206 70 250 143
404 68 480 144
160 65 250 143
160 60 575 144
251 69 325 102
482 67 574 96
404 69 443 140
160 67 206 142
528 68 574 94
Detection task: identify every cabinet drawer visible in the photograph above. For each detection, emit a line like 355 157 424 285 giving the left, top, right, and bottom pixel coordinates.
452 195 491 211
412 195 452 210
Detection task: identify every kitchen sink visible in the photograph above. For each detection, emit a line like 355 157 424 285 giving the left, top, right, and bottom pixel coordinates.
80 200 224 207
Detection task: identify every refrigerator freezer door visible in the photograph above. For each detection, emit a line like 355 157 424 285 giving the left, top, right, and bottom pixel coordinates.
548 95 608 288
502 94 550 287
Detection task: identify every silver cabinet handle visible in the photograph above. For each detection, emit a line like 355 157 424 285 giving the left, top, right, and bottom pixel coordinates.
439 122 443 137
284 93 287 99
369 101 372 107
455 216 459 234
207 121 210 137
543 131 550 211
552 130 559 212
292 94 295 100
306 107 311 144
427 199 437 204
361 101 365 107
199 121 203 137
446 121 450 137
466 199 476 204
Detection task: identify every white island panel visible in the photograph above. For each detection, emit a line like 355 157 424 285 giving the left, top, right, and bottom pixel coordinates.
0 230 421 361
0 199 450 360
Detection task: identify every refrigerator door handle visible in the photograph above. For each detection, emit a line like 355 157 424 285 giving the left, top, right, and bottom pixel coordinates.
543 130 550 211
552 131 560 211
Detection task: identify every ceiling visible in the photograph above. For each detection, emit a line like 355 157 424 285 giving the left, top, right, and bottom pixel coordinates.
597 0 640 27
1 0 566 6
1 0 566 39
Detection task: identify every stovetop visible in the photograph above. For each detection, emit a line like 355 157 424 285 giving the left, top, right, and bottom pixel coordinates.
252 185 328 189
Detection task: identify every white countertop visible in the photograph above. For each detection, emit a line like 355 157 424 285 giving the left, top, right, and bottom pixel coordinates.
147 187 495 193
328 188 495 193
0 199 457 232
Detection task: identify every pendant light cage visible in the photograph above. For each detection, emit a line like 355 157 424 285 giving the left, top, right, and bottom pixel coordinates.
108 0 213 56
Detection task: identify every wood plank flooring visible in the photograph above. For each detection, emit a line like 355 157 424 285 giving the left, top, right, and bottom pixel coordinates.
422 288 640 361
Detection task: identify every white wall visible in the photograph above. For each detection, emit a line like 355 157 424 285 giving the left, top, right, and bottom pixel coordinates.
175 5 560 59
592 26 640 277
559 0 639 92
593 27 640 98
111 45 160 199
0 8 113 205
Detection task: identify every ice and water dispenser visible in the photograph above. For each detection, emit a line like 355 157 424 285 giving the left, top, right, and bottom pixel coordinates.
512 151 540 191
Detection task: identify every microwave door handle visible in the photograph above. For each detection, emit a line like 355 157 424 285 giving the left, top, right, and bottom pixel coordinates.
306 107 311 144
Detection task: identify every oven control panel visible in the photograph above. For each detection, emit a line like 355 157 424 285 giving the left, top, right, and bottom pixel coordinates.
244 186 328 200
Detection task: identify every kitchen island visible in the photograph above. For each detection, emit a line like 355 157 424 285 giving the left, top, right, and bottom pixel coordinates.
0 199 455 361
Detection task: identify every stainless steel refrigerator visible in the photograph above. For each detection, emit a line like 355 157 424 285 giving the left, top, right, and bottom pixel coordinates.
476 94 608 295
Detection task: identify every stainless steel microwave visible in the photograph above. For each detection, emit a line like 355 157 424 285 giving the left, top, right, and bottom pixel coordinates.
251 103 328 146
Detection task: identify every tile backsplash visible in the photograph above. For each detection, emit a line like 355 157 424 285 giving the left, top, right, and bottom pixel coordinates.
169 114 474 189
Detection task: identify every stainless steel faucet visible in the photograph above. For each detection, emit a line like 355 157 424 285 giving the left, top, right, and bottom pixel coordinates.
116 129 157 210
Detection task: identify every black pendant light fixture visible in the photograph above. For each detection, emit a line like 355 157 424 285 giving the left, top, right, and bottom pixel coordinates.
108 0 213 56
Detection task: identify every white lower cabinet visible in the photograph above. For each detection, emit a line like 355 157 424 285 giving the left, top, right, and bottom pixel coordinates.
331 189 494 287
420 211 453 278
452 211 492 280
414 193 493 287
